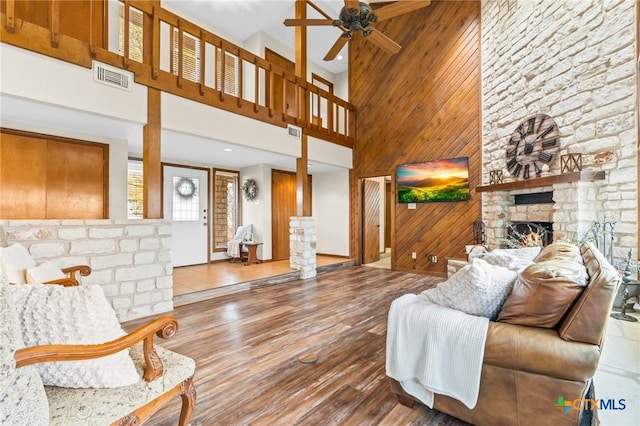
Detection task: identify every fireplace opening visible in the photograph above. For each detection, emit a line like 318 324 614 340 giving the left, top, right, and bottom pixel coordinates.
507 221 553 247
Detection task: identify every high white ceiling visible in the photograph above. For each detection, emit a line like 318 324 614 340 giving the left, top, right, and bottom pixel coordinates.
163 0 350 74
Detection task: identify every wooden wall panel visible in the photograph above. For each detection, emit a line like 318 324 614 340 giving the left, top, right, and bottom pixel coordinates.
350 1 481 276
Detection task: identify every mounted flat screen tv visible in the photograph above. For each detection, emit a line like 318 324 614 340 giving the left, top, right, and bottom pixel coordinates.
397 157 470 203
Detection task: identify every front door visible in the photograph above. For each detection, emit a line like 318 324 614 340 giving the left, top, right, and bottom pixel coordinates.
163 165 209 267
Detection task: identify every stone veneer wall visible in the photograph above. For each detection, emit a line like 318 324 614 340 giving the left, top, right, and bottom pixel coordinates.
481 0 637 260
0 219 172 322
290 217 317 279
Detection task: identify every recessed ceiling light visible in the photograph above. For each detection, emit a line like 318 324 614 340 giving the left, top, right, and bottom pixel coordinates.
223 148 232 152
336 55 343 60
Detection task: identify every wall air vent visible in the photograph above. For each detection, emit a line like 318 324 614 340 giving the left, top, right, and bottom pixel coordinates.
92 61 133 91
287 124 302 139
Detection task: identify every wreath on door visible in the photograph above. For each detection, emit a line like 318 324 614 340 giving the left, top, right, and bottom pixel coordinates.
242 178 258 201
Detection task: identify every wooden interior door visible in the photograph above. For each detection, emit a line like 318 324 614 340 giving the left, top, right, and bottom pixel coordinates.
271 170 297 261
265 49 297 117
363 179 381 264
271 169 312 261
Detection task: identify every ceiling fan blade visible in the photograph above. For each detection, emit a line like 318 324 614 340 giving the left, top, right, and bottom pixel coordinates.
375 0 432 22
283 18 335 27
324 35 349 61
365 29 401 55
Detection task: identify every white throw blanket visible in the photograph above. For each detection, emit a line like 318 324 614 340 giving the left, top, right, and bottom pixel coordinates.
386 294 489 409
227 239 242 258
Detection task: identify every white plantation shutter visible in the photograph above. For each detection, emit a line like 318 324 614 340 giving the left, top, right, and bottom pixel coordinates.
216 50 239 96
118 3 144 63
172 29 201 82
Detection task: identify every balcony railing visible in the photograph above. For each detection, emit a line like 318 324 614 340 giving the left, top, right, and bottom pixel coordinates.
0 0 355 148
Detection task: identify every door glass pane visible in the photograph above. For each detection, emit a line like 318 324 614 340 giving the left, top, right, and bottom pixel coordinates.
173 176 199 221
214 172 238 249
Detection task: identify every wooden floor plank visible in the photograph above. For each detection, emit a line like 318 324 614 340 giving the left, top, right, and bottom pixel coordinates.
124 267 471 426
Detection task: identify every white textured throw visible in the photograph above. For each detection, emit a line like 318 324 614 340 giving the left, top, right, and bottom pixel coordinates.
386 294 489 409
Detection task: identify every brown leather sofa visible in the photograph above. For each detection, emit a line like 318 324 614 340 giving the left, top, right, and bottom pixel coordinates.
390 241 621 426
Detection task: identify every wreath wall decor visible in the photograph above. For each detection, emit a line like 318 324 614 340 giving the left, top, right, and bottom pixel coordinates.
175 177 196 199
242 178 258 201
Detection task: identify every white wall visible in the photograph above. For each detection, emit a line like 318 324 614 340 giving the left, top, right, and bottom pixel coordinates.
161 92 301 159
240 164 273 260
0 44 145 219
313 170 350 256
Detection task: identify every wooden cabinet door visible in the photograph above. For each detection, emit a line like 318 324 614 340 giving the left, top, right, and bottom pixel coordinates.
46 140 107 219
0 130 108 219
0 133 47 219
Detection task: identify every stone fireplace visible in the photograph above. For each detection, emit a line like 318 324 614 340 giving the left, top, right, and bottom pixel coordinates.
480 0 637 265
480 177 601 251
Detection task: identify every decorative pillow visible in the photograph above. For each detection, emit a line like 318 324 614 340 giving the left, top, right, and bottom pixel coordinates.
498 259 589 328
483 250 535 272
0 243 37 284
534 242 583 264
0 269 50 424
9 283 139 388
419 259 518 320
490 246 542 263
26 261 66 284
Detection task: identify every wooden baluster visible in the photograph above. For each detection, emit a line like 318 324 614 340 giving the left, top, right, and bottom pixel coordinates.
176 19 183 88
88 0 96 58
123 0 130 68
5 0 15 33
50 0 60 48
199 29 205 95
267 64 274 118
151 7 160 79
316 90 322 128
281 74 287 121
254 61 259 113
328 99 334 133
237 55 243 107
219 42 225 102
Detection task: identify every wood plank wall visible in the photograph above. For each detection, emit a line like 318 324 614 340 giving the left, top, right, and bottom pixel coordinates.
349 0 481 276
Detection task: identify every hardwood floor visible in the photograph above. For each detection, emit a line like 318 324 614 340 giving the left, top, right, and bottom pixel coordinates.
124 266 470 426
173 255 351 296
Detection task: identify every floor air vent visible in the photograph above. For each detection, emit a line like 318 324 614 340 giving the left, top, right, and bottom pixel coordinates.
92 61 133 91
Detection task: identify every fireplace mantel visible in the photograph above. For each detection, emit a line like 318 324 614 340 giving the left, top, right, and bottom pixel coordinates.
476 171 605 193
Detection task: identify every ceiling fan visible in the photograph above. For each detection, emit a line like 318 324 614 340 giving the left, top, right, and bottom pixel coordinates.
284 0 432 61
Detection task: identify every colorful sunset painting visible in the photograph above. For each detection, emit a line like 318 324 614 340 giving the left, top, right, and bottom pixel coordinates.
396 157 470 203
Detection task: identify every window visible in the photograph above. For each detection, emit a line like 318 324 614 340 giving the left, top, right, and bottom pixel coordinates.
127 159 143 219
118 2 144 63
214 171 239 250
172 29 201 82
172 176 200 221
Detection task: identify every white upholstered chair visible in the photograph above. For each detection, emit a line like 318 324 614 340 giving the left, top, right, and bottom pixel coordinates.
0 243 91 286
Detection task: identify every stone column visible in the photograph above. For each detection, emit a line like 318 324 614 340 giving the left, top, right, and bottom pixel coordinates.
289 216 316 279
